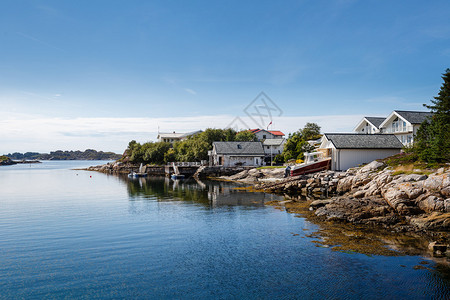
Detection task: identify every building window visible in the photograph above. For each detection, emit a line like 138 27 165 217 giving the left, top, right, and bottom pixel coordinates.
263 135 266 139
407 135 412 143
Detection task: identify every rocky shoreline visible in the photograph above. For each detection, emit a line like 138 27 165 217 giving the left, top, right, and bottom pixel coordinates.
220 161 450 255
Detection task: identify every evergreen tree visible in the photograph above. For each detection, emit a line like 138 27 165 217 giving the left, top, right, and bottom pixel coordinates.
414 68 450 163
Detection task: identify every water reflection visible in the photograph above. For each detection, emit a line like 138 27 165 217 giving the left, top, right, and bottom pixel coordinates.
122 175 284 208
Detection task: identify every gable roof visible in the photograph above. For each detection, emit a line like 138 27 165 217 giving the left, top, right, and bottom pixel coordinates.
365 117 385 128
158 130 202 139
250 129 285 136
323 133 403 149
213 141 265 155
268 130 284 136
394 110 433 124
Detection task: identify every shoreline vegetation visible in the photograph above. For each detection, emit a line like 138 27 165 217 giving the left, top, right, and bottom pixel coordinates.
2 149 121 162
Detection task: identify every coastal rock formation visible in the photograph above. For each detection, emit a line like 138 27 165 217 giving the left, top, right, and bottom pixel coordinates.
226 160 449 233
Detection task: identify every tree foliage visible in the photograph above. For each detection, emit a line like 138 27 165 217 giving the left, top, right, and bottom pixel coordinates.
281 123 321 162
413 68 450 163
126 128 253 164
235 130 257 141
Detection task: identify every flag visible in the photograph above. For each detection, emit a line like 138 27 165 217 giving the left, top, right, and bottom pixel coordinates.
267 121 272 130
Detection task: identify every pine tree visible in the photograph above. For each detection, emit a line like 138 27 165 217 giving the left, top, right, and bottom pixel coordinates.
415 68 450 163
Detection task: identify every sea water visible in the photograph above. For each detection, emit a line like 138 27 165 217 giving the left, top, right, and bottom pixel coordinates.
0 161 449 299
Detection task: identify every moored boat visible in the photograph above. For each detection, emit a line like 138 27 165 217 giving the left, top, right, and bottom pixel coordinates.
288 151 331 176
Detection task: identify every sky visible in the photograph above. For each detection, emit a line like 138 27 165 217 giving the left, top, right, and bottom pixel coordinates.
1 0 449 153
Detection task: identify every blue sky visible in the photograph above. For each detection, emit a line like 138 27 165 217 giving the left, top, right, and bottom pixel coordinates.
1 0 449 153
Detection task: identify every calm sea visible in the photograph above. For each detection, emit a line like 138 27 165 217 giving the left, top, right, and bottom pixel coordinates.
0 161 449 299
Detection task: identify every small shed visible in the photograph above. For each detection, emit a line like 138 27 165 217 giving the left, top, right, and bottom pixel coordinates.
320 133 403 171
210 142 265 167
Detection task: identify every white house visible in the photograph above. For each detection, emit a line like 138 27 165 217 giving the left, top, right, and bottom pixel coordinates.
157 130 202 143
262 138 286 164
320 133 403 171
378 110 433 146
250 129 285 141
210 141 265 167
354 117 385 134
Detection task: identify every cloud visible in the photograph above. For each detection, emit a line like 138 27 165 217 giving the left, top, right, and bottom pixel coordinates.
0 113 363 154
184 88 197 95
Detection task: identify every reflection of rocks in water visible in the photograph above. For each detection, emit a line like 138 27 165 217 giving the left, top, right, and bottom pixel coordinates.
120 175 283 208
207 184 283 207
268 199 450 263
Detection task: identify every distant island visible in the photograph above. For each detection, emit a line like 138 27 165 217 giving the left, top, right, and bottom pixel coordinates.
4 149 122 161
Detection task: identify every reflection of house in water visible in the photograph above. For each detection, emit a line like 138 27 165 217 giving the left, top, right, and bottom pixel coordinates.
207 184 281 207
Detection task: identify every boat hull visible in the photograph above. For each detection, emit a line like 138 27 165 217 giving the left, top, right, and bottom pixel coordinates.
290 158 331 176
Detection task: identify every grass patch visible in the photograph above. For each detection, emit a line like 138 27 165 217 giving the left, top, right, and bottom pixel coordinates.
382 152 447 172
256 166 285 170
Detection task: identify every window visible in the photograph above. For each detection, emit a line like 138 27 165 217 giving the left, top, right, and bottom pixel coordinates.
407 135 412 143
263 135 266 139
237 144 242 149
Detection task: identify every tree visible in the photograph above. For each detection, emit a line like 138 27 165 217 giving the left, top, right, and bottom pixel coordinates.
414 68 450 163
301 122 322 141
282 123 321 161
235 130 257 141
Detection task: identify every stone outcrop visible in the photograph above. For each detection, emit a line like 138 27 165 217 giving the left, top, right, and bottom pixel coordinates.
233 160 450 233
309 162 450 232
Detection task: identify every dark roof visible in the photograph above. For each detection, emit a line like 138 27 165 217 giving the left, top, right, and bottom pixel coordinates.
324 133 403 149
394 110 433 124
365 117 385 128
213 141 265 155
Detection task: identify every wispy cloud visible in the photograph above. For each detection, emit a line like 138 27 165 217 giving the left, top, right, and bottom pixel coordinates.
0 114 363 154
184 88 197 95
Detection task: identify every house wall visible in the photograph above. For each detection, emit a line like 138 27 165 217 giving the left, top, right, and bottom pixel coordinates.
222 155 264 167
330 148 401 171
254 131 275 141
355 121 378 134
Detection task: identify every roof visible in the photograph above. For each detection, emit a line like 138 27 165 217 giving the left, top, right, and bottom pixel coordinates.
263 139 285 146
323 133 403 149
213 141 265 155
249 129 285 136
158 130 202 139
394 110 433 124
365 117 385 128
268 130 285 136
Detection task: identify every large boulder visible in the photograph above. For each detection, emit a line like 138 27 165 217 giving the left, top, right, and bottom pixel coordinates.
358 160 385 173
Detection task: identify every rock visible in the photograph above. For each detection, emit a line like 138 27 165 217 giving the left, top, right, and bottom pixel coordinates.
397 182 424 199
428 241 448 254
445 199 450 213
417 195 444 212
353 190 366 198
394 174 428 183
383 188 410 214
409 212 450 230
310 199 332 209
423 175 445 192
336 176 354 193
358 160 385 173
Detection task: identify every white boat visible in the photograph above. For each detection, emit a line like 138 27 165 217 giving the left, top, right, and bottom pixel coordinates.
288 151 331 176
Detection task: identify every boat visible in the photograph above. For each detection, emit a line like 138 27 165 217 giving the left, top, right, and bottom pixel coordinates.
171 174 185 180
128 163 148 178
287 151 331 176
171 163 185 180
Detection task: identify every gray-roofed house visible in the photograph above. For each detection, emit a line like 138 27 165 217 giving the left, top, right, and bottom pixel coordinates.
262 138 286 163
354 117 386 134
210 141 265 167
378 110 433 146
320 133 403 171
